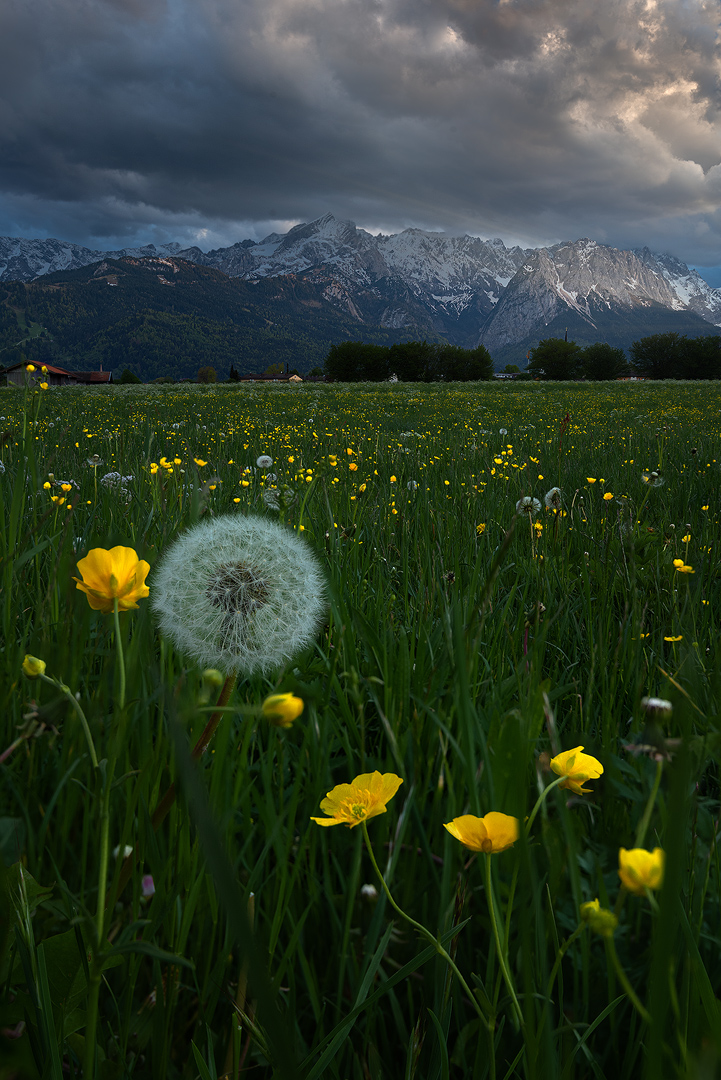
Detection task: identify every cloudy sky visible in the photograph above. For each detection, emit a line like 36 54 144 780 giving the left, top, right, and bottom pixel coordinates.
2 0 721 278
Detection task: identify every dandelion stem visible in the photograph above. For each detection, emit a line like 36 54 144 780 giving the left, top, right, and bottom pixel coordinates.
151 672 237 830
112 674 237 905
635 759 664 849
361 822 492 1034
484 853 525 1030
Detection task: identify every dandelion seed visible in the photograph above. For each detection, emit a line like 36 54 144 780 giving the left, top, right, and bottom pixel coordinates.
640 697 673 720
256 455 273 469
544 487 562 509
151 514 326 676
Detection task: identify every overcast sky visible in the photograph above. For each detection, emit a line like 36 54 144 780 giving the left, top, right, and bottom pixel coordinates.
2 0 721 277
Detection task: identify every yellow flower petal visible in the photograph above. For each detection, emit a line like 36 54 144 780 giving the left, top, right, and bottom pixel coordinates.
73 546 150 613
618 847 665 895
550 746 603 795
311 772 403 828
444 812 519 853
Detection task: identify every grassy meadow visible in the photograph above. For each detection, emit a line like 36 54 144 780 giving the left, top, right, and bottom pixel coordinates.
1 378 720 1080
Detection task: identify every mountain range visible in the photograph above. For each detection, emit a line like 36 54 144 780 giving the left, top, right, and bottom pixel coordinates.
1 214 720 369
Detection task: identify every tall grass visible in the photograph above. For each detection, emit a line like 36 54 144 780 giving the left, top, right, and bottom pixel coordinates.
1 378 719 1079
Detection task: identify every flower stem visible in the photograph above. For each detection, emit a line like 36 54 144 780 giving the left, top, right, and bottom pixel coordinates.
112 674 237 905
113 598 126 712
634 759 663 849
484 854 525 1030
151 672 237 830
605 935 651 1024
84 749 117 1079
39 671 98 769
361 822 492 1034
525 775 566 835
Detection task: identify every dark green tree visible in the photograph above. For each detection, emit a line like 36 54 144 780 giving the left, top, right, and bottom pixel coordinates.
582 342 629 380
119 369 142 383
682 336 721 379
197 366 217 383
388 340 436 381
228 364 240 381
324 342 389 381
629 333 687 379
502 364 520 374
527 338 584 380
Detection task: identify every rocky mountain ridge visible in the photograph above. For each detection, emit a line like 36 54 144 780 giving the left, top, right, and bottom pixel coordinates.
2 215 720 360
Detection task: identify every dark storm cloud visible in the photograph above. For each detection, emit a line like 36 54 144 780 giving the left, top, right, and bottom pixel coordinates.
1 0 720 264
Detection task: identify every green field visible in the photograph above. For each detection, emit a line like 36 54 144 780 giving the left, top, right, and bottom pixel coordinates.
1 379 720 1080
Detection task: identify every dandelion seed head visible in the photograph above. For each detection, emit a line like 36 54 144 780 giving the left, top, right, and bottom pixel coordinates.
152 514 326 676
256 455 273 469
641 470 664 487
544 487 562 509
516 496 541 516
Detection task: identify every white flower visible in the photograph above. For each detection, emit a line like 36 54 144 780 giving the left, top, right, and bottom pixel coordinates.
544 487 562 509
256 455 273 469
151 514 326 676
499 428 507 435
516 496 541 516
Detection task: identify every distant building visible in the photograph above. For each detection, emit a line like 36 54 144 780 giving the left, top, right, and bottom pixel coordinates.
1 362 113 387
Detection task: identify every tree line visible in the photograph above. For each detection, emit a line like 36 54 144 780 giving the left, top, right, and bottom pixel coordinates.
324 340 494 381
526 333 721 380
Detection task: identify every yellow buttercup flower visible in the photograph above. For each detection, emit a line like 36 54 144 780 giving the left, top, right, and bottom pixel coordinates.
443 812 519 854
312 772 403 829
550 746 604 795
194 458 208 467
262 692 304 729
603 492 614 501
73 546 150 613
618 847 665 895
673 559 694 574
22 655 46 678
580 899 618 937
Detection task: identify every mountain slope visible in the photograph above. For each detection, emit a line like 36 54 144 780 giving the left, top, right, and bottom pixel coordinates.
1 256 430 380
1 215 721 367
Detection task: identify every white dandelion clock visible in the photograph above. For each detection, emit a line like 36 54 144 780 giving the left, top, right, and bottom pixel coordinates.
544 487 562 509
256 455 273 469
152 514 326 676
516 496 541 516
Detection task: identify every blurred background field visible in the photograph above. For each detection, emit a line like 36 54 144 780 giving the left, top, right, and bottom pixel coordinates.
1 379 720 1080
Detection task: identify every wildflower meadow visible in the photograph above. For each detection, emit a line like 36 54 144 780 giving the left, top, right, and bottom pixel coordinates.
1 376 720 1080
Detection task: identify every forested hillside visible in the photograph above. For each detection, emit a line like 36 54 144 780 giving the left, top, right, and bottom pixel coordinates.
0 257 426 379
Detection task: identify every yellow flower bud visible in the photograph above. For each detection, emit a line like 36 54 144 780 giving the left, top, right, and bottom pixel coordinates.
262 692 304 729
23 655 46 678
580 899 618 937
